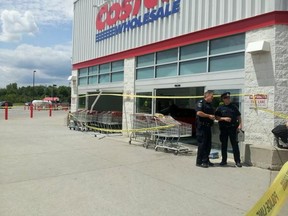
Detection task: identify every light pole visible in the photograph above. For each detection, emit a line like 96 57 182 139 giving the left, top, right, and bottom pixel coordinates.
51 84 57 100
33 70 36 99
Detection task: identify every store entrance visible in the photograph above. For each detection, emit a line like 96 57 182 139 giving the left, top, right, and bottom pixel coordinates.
155 87 204 137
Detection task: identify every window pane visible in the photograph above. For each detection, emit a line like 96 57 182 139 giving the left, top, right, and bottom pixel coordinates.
78 77 88 86
99 63 110 74
156 64 177 78
180 42 207 60
112 72 124 82
99 74 110 83
180 59 207 75
79 68 88 77
210 34 245 55
137 54 154 67
136 67 154 79
136 92 152 114
78 94 86 109
112 60 124 72
88 76 97 85
156 48 178 64
89 66 98 75
209 53 244 72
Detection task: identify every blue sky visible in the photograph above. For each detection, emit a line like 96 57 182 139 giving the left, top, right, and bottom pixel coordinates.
0 0 74 88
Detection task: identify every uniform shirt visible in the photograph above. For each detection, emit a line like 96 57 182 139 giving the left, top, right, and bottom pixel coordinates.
195 99 214 125
215 103 241 128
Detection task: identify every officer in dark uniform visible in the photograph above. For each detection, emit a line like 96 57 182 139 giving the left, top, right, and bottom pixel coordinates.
195 90 215 168
215 92 242 167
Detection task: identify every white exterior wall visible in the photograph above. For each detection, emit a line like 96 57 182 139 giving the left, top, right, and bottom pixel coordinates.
244 27 275 146
244 25 288 146
275 25 288 125
72 0 287 64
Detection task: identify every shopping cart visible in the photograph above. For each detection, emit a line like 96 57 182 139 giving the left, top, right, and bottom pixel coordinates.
91 111 122 136
68 110 94 131
68 111 84 131
129 113 155 148
153 114 193 155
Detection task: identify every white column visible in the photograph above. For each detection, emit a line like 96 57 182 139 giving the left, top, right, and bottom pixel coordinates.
243 25 288 168
122 57 136 137
244 26 275 146
70 70 78 112
244 25 288 146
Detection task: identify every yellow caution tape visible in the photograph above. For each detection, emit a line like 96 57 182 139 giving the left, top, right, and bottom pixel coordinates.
68 113 176 133
78 93 255 99
246 161 288 216
256 108 288 120
1 106 13 109
85 123 176 133
77 92 288 121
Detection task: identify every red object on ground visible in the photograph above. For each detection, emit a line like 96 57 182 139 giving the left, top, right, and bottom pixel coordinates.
49 104 52 117
4 103 8 120
30 104 33 118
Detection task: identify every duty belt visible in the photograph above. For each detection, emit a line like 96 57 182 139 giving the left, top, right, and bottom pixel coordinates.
199 122 213 126
220 124 237 128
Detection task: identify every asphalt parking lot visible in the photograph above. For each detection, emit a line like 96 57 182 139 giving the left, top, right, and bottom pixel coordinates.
0 107 287 216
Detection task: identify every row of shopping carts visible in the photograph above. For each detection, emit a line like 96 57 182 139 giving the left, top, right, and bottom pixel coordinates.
68 110 122 134
129 113 192 155
68 111 192 155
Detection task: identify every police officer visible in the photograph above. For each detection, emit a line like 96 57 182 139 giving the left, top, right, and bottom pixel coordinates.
196 90 215 168
215 92 242 167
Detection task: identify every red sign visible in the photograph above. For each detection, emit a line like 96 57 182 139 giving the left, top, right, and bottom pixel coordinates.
249 94 268 108
96 0 169 31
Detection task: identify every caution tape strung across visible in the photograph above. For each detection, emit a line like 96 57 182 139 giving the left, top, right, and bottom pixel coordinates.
85 123 176 133
77 93 288 120
256 108 288 120
246 161 288 216
78 93 255 99
249 94 288 120
68 113 176 133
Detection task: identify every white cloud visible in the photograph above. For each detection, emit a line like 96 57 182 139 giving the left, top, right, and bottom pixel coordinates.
0 0 74 87
0 0 74 25
0 44 72 87
0 10 38 42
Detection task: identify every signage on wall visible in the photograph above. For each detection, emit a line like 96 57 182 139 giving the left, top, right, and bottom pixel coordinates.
95 0 181 42
249 94 268 109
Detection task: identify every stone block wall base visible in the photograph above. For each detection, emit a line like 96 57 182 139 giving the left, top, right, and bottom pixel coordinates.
244 144 288 170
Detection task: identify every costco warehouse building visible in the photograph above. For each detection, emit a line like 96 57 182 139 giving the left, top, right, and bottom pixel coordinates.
71 0 288 169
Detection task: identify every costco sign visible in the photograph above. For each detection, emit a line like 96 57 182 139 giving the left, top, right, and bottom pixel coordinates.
95 0 181 42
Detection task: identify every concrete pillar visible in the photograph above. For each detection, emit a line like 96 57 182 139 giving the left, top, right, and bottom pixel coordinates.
70 70 78 113
122 57 136 137
244 25 288 169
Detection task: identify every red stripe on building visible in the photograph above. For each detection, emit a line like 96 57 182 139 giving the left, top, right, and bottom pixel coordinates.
73 11 288 70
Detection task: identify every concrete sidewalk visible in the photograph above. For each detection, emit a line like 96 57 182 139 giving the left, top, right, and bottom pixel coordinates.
0 109 287 216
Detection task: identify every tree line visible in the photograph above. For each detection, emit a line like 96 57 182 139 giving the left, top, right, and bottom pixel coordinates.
0 83 71 104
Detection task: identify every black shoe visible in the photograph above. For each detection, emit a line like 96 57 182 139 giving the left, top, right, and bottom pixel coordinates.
196 163 209 168
235 162 242 167
201 163 209 168
208 162 214 167
219 161 227 166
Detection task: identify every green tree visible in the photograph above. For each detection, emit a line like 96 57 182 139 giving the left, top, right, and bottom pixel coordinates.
0 83 71 104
